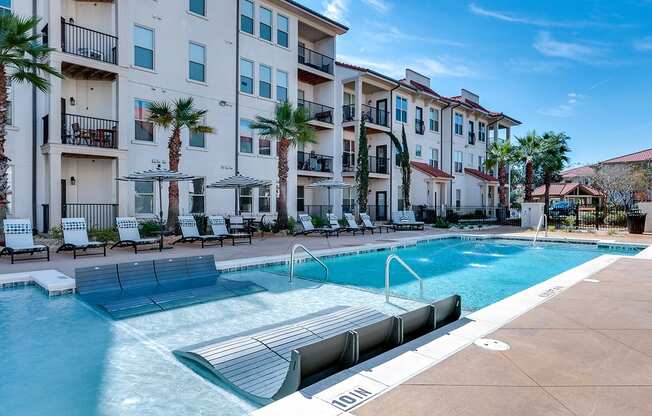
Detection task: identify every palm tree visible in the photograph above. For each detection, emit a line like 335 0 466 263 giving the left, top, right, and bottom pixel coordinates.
147 97 214 231
485 140 518 208
0 13 61 221
539 132 570 215
251 101 315 229
516 131 544 202
387 125 411 209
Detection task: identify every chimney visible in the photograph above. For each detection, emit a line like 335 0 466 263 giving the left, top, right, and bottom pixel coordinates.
405 69 431 87
460 89 479 104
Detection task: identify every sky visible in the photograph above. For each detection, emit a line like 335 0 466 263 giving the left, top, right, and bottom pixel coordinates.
301 0 652 168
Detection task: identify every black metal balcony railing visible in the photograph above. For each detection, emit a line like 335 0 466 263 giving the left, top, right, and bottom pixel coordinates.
298 45 334 75
297 151 333 173
342 153 355 172
298 99 334 124
62 203 118 230
415 119 425 135
62 113 118 148
342 104 390 127
342 104 355 122
61 18 118 65
342 155 390 175
468 132 476 145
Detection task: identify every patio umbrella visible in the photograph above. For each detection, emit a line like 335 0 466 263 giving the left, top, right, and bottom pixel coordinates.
117 165 196 251
207 174 271 215
308 179 351 213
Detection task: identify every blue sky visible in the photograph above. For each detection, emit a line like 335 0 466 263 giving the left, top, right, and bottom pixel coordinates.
302 0 652 167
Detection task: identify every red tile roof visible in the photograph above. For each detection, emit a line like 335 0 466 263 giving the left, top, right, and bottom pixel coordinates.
601 148 652 164
448 96 521 125
464 168 498 183
406 80 446 100
561 165 595 178
335 61 402 85
532 183 604 197
411 162 454 180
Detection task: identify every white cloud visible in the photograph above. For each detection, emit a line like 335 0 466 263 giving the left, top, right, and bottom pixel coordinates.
337 55 480 79
322 0 348 23
538 92 583 118
382 25 467 47
533 31 603 62
634 36 652 51
507 58 567 74
361 0 391 14
415 58 477 78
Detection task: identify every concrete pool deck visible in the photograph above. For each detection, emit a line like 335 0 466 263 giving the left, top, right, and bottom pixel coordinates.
353 257 652 416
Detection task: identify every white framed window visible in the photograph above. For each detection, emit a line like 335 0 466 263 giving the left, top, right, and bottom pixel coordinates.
134 25 154 70
468 120 475 144
239 188 253 213
429 148 438 169
135 181 154 214
478 155 485 172
188 42 206 82
454 112 463 136
240 0 254 34
189 0 206 16
343 139 355 169
395 96 407 123
189 116 206 148
277 14 289 47
259 136 271 155
134 99 154 142
276 70 288 102
4 165 13 214
455 189 461 208
239 119 253 153
240 58 254 94
454 151 463 173
478 122 486 141
259 7 272 41
259 186 271 213
259 64 272 98
429 107 439 131
415 144 422 157
466 152 474 167
189 177 205 214
296 185 304 212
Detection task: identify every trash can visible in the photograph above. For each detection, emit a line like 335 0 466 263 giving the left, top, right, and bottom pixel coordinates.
627 211 647 234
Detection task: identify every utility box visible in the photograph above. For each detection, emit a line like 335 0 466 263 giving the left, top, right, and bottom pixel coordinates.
521 203 545 229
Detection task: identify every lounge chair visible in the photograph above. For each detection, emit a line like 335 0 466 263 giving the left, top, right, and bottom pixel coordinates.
294 213 336 237
208 216 252 245
360 213 394 234
111 217 158 253
391 210 425 230
56 218 107 259
343 213 367 235
1 219 50 264
174 215 225 248
228 215 252 235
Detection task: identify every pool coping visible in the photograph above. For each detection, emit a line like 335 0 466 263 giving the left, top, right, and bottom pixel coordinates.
249 235 648 416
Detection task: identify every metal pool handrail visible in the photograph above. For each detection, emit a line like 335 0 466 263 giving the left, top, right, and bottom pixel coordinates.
289 244 328 283
533 214 548 246
385 254 424 303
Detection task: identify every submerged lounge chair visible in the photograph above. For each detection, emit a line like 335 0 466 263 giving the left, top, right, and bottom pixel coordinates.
111 217 158 253
208 216 252 245
294 214 336 237
360 213 394 234
174 215 225 248
56 218 107 259
391 210 425 230
1 219 50 264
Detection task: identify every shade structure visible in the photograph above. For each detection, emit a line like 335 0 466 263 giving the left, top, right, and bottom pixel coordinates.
207 174 272 215
308 179 352 210
117 165 196 251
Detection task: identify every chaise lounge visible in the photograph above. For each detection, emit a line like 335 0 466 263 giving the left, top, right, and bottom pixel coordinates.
56 218 107 259
209 216 252 245
360 213 395 234
294 213 337 237
174 215 226 248
1 219 50 264
391 210 425 230
111 217 159 253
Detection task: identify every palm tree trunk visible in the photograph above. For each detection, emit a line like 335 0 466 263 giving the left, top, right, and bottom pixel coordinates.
166 127 182 232
0 65 8 222
543 175 551 216
276 138 291 230
498 163 507 207
524 160 533 202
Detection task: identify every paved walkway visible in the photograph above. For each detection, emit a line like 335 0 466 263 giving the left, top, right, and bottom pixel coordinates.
354 257 652 416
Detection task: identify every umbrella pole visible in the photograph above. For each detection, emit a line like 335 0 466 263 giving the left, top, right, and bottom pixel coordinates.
158 180 164 251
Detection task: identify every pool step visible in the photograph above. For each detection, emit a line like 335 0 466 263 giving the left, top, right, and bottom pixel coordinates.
0 270 76 296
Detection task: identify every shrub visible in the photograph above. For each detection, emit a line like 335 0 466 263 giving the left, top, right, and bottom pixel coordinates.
433 218 450 229
311 214 328 228
139 220 161 237
89 227 118 242
286 216 297 234
445 209 459 224
604 211 627 227
48 226 63 242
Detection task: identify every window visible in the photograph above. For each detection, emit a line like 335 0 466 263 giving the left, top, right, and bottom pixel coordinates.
343 188 355 212
134 25 154 69
478 122 486 142
5 165 12 214
0 0 11 14
297 186 305 212
189 178 205 214
135 181 154 214
455 189 461 208
259 64 272 98
5 82 12 125
259 186 271 212
239 119 253 153
478 155 485 172
259 137 271 155
454 112 463 136
239 188 253 213
415 144 422 157
468 121 475 144
190 117 206 148
276 70 288 102
395 97 407 123
189 42 206 82
134 99 154 142
429 108 439 131
189 0 205 16
415 106 424 134
467 152 474 167
343 139 355 169
240 59 254 94
240 0 254 34
454 151 463 173
259 7 272 41
277 15 289 47
429 148 438 169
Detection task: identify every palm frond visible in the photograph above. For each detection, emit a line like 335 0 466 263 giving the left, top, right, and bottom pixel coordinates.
147 101 174 128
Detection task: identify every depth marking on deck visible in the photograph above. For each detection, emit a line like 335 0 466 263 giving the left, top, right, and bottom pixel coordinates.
328 386 377 411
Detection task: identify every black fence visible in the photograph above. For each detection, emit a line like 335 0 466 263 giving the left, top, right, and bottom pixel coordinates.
298 99 334 124
299 205 332 219
62 203 118 230
444 206 498 224
61 18 118 65
298 45 334 75
62 113 118 148
342 155 389 174
297 151 333 173
548 205 629 230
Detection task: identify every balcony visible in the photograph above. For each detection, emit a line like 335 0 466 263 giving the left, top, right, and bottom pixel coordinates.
342 155 390 175
298 99 334 125
468 132 476 145
298 45 334 75
297 151 333 173
61 18 118 65
415 119 425 135
61 113 118 149
342 104 390 128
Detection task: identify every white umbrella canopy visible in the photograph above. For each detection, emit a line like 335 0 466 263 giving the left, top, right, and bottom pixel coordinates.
207 174 272 214
117 165 196 250
308 179 352 210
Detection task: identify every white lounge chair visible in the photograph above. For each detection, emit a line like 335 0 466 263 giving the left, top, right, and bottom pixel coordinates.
343 213 365 235
360 213 395 234
294 214 336 237
56 217 107 259
111 217 158 253
208 216 252 245
391 210 425 230
174 215 225 248
1 219 50 264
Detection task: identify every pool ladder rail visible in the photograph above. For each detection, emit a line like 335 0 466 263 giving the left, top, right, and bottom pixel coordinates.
532 214 548 246
385 254 424 303
288 244 329 283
